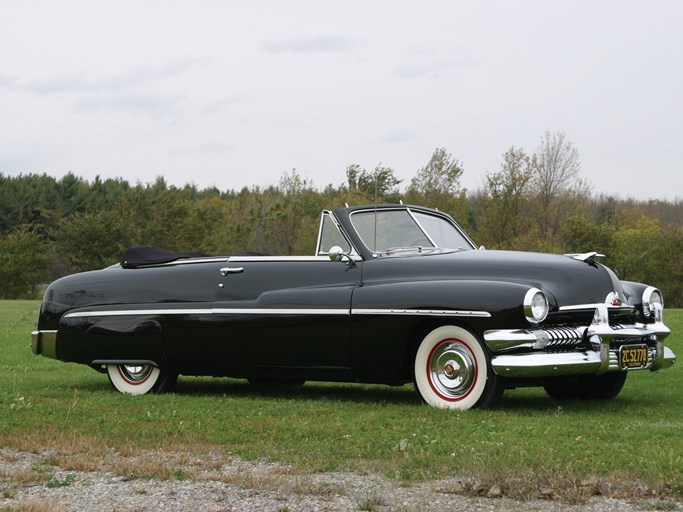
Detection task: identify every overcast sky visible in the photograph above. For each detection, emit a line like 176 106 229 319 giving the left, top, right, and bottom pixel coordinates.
1 1 681 200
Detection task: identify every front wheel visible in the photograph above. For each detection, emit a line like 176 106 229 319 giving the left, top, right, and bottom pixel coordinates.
414 325 505 410
543 372 627 400
107 364 178 395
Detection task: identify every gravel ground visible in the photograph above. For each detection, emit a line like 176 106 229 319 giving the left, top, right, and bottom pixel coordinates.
1 448 680 512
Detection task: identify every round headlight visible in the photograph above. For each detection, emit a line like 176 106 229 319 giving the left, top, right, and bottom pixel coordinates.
642 286 663 317
524 288 548 324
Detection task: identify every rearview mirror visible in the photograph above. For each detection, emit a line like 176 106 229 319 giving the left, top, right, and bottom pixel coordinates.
329 246 355 266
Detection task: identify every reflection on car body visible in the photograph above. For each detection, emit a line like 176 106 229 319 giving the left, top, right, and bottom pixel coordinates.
31 204 676 409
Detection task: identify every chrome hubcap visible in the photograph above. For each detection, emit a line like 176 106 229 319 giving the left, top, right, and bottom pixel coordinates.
429 340 476 400
119 364 153 385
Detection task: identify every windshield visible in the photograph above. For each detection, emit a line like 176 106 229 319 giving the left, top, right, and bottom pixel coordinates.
350 209 473 253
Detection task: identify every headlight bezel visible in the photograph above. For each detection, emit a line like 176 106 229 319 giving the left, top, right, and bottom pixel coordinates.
642 286 664 318
524 288 549 324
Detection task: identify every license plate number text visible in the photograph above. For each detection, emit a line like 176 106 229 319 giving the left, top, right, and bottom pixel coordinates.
619 344 649 370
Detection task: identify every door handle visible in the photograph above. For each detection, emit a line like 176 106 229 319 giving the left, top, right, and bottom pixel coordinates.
219 267 244 276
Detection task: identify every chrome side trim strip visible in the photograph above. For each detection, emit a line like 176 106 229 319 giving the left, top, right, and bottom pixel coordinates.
64 308 490 319
65 308 350 319
212 308 349 315
122 255 362 267
352 309 491 318
228 255 363 263
65 309 214 318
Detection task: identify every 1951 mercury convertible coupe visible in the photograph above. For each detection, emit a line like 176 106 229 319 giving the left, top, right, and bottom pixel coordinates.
32 204 676 409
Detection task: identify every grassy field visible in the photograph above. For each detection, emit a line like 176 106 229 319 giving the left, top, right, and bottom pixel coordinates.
1 300 681 501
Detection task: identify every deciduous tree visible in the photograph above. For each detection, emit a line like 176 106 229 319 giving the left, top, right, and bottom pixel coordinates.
532 131 589 238
477 147 535 249
0 226 50 298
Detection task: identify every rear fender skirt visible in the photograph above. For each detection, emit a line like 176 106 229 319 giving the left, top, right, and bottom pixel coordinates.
57 315 168 370
90 359 160 373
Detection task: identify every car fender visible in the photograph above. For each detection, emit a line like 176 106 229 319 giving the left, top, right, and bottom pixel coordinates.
349 279 552 381
57 313 168 371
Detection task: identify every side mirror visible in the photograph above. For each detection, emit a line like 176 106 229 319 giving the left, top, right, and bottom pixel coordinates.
329 246 355 267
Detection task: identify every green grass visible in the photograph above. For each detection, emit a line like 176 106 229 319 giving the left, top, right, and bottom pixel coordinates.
1 300 682 500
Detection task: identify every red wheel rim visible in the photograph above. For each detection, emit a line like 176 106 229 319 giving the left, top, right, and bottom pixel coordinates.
426 338 478 402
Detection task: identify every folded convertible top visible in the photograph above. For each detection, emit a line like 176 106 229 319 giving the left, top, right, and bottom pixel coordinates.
120 246 209 268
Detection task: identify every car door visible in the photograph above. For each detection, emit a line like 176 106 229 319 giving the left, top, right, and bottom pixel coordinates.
165 256 359 375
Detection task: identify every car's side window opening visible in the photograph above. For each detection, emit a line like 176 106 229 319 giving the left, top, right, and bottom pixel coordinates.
317 213 351 255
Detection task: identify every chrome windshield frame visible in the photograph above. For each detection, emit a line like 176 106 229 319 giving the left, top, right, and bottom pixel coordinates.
347 206 477 254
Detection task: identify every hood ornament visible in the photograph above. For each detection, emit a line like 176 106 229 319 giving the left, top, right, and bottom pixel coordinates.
566 251 605 263
605 291 622 307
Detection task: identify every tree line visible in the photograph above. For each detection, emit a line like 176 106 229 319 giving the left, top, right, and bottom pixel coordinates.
1 131 681 306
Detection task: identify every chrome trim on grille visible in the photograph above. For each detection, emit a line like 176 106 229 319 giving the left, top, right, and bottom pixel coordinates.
487 303 674 378
484 326 585 353
608 350 620 371
559 303 635 312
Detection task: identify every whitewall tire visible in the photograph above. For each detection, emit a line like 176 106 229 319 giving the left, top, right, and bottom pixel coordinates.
414 325 504 410
106 364 177 395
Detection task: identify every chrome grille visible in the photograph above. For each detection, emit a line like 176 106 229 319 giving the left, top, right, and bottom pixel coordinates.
609 336 656 349
542 327 582 351
608 350 619 370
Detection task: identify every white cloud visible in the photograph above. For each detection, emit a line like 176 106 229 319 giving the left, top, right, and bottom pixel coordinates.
262 35 358 54
0 1 681 200
170 143 235 156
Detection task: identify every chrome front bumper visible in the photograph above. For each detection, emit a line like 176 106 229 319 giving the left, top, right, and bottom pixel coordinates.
484 304 676 378
31 330 58 359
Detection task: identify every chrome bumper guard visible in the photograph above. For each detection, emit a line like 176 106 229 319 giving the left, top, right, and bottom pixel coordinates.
484 304 675 378
31 330 58 359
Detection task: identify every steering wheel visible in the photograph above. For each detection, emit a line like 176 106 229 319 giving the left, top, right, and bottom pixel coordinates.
408 237 431 247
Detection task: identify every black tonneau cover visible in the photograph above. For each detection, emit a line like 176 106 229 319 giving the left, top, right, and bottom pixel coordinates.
120 247 208 268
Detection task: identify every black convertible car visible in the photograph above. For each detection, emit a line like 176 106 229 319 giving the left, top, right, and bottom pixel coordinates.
32 204 676 409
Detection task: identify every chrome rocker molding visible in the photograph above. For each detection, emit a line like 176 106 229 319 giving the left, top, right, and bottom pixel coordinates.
484 303 675 378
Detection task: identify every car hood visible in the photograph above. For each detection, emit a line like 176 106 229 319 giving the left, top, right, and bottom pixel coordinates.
377 249 621 308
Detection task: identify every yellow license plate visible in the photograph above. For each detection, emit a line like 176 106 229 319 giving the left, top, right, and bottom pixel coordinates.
619 344 649 370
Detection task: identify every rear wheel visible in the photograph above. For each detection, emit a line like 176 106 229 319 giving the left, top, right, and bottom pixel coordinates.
543 372 627 400
107 364 178 395
413 325 505 410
